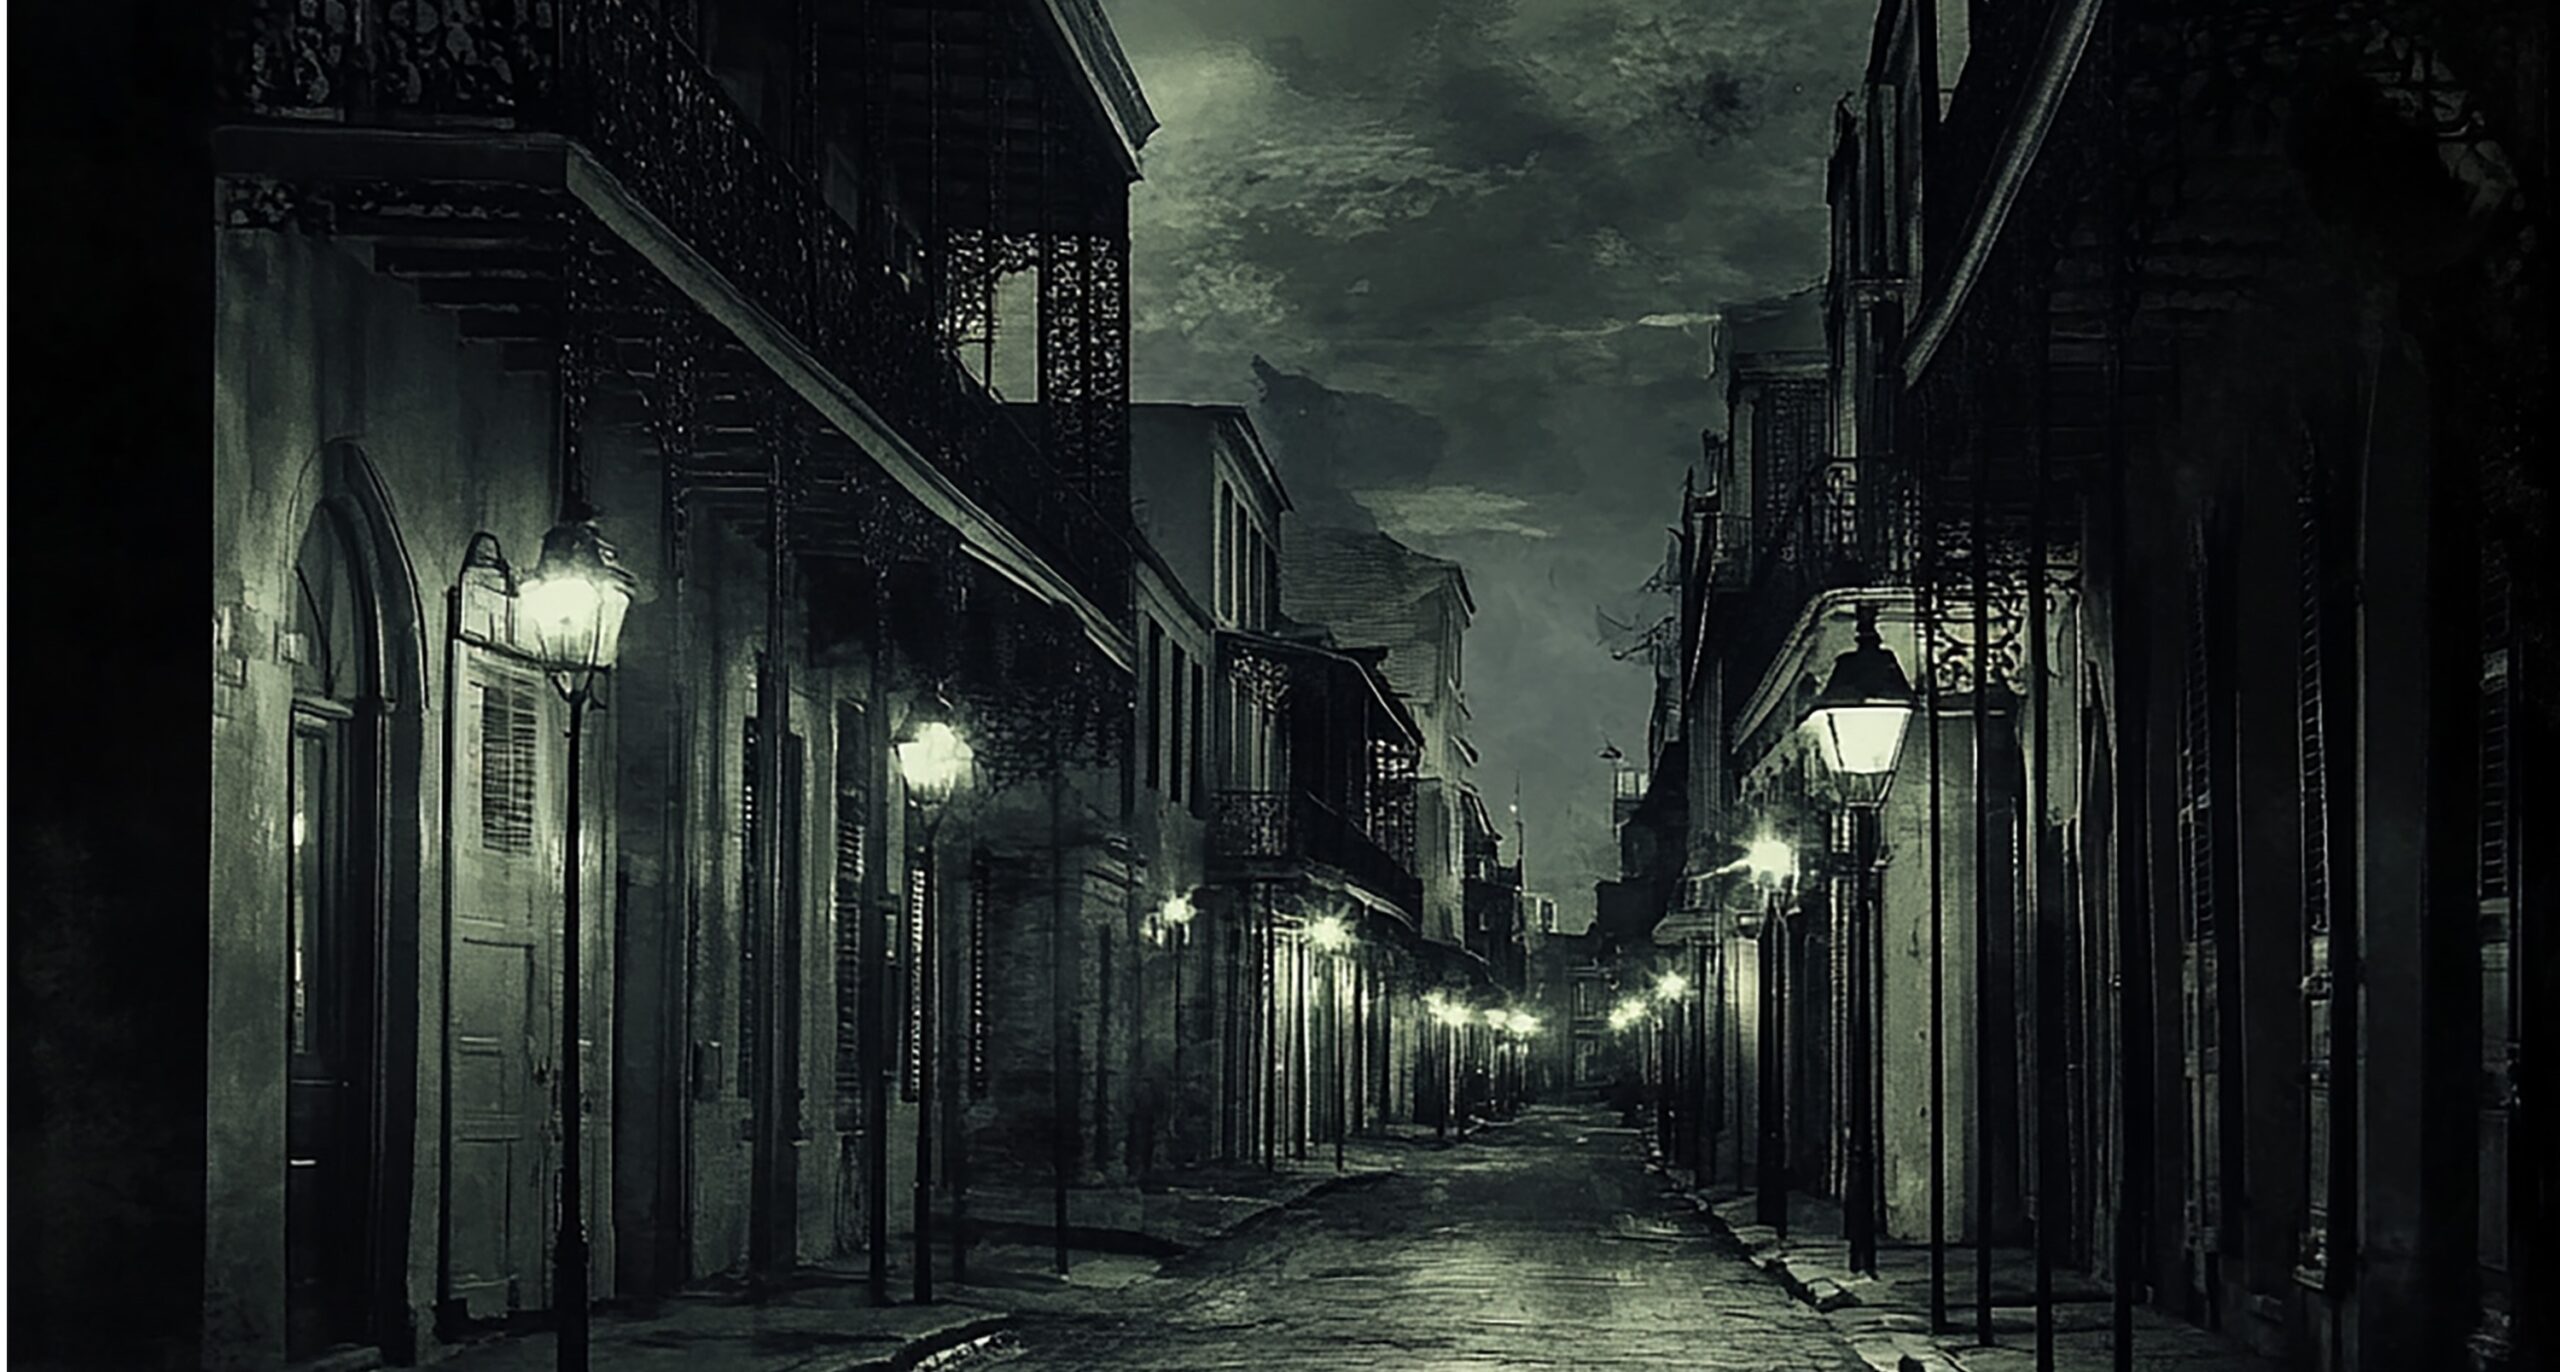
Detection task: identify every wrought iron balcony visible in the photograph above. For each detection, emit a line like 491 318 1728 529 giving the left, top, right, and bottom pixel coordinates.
218 0 1130 614
1212 790 1422 922
1722 460 1912 714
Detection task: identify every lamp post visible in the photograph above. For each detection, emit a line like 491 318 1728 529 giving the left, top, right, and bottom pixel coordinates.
896 695 973 1304
1609 994 1654 1135
1654 971 1690 1159
1800 602 1915 1278
1308 915 1353 1170
515 517 640 1372
1427 994 1468 1140
1151 893 1197 1167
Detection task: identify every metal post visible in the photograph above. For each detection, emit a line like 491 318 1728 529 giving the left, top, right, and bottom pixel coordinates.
948 845 969 1288
864 643 890 1306
1847 805 1880 1276
1693 938 1710 1177
1759 901 1789 1234
1436 1008 1450 1142
1263 896 1278 1172
1655 1009 1671 1156
1341 957 1361 1172
557 691 590 1371
1351 956 1366 1135
1928 560 1950 1331
1050 768 1071 1276
1973 420 1996 1348
2029 308 2059 1372
912 814 938 1305
1293 936 1309 1161
1172 922 1186 1167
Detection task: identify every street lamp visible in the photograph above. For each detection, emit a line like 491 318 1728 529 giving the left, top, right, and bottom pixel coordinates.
1652 970 1691 1159
1800 601 1914 1276
1426 994 1470 1140
897 691 973 1303
1304 915 1355 1169
1151 892 1197 1169
516 517 640 1372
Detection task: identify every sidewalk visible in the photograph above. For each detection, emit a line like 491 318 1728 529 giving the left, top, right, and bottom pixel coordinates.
427 1146 1404 1372
1651 1154 2283 1372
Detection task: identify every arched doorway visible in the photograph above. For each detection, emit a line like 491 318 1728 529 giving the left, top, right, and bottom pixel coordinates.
284 496 388 1360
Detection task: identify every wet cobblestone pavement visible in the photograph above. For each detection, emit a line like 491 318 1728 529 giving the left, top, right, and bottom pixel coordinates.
1006 1107 1863 1370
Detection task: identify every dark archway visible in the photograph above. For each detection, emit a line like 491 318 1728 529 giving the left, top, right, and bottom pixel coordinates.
284 440 429 1363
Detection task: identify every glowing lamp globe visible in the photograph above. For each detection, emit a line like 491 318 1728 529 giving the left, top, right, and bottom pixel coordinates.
1509 1013 1541 1037
1742 835 1796 884
896 697 975 810
1161 893 1197 928
1802 602 1916 803
517 520 639 677
1308 914 1353 952
1655 970 1690 1002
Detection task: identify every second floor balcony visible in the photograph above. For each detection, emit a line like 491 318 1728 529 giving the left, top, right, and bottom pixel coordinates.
218 0 1150 616
1211 789 1422 925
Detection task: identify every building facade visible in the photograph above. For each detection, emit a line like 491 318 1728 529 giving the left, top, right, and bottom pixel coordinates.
1634 2 2552 1371
182 2 1153 1367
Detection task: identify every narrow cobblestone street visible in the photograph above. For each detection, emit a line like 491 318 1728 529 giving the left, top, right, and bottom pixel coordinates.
1006 1107 1862 1370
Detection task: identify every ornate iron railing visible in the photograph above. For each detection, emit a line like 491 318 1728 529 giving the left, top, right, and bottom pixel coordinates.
1211 790 1423 920
219 0 1130 614
1721 458 1914 718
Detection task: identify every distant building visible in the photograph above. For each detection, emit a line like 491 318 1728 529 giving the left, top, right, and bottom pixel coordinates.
1282 526 1480 955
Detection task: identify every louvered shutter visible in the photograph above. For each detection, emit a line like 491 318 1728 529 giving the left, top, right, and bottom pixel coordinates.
2177 521 2223 1300
740 717 761 1099
2295 443 2351 1291
968 847 991 1099
901 860 928 1103
2475 540 2518 1350
479 677 541 855
833 702 870 1125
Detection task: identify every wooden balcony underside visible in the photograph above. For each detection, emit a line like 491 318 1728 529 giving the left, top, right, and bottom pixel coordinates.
216 122 1131 667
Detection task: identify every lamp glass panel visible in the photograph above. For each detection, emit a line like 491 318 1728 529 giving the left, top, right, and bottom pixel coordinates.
590 583 632 670
1812 704 1912 778
519 573 603 670
896 721 974 804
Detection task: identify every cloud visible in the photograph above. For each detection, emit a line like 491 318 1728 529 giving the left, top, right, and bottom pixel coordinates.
1108 0 1877 928
1355 485 1559 540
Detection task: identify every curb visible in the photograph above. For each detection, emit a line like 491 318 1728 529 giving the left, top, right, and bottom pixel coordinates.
1668 1185 1934 1372
836 1313 1018 1372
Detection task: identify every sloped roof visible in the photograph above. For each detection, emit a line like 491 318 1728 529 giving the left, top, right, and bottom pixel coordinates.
1281 525 1472 708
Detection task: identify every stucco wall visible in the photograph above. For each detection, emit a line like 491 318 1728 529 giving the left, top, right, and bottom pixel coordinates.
210 228 555 1367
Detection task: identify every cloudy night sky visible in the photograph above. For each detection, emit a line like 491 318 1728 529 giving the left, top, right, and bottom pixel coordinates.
1108 0 1874 931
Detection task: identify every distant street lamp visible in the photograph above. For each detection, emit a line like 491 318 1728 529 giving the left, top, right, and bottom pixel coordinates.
1307 914 1355 1169
1426 994 1470 1140
516 517 640 1372
1652 970 1691 1163
1494 1009 1541 1115
1800 602 1915 1277
1152 893 1197 1167
897 692 974 1303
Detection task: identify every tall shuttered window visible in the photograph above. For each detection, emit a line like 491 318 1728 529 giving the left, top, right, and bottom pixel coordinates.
2475 537 2518 1344
1170 643 1188 808
968 847 991 1099
1146 620 1164 792
741 717 763 1098
1191 659 1208 819
2176 518 2241 1307
2295 441 2352 1290
901 860 928 1103
478 677 541 855
833 701 871 1121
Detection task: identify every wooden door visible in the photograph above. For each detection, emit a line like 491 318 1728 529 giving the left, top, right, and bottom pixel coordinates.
285 704 379 1358
445 647 558 1319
